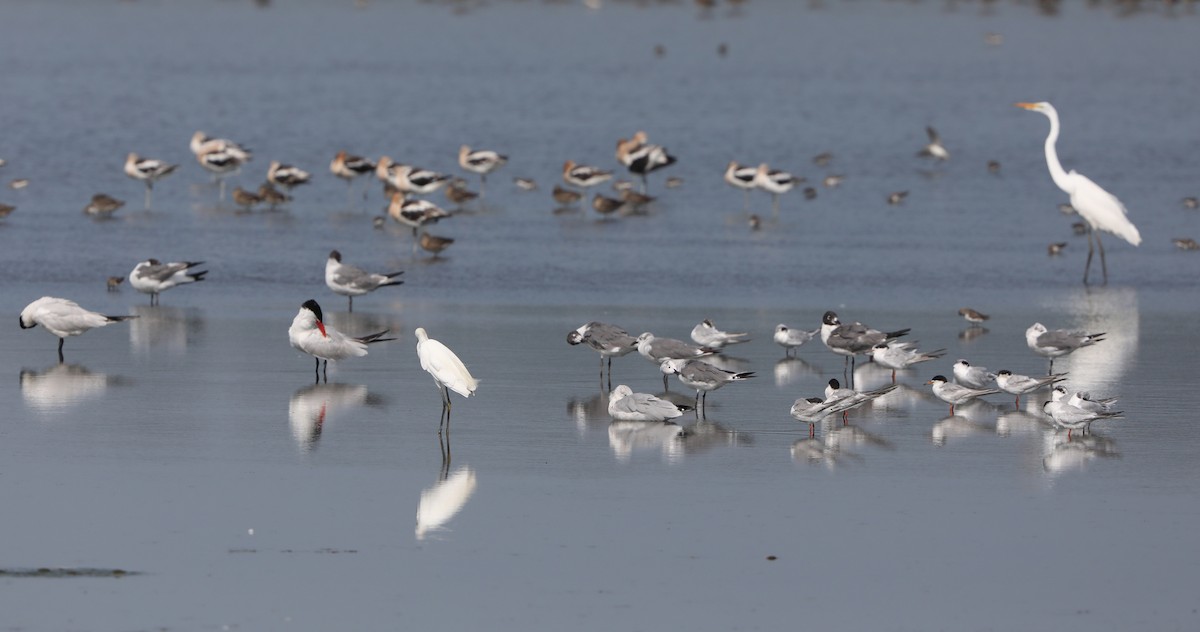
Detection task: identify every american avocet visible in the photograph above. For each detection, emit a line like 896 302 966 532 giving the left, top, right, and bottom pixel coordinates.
388 192 449 240
20 296 137 361
419 232 455 258
325 250 404 312
84 193 124 218
392 163 451 196
331 150 376 202
917 126 950 161
190 131 251 163
458 145 507 197
196 149 244 200
267 161 311 190
562 160 612 191
1025 322 1105 374
128 259 207 306
723 161 757 211
754 163 799 216
289 299 395 382
124 153 178 209
414 327 477 432
1016 102 1141 285
927 375 999 416
616 131 676 192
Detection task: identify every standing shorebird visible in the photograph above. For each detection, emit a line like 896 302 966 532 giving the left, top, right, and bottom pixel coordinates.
1025 322 1105 374
754 163 799 216
917 126 950 161
124 153 178 209
267 161 311 191
324 250 404 312
724 161 757 212
330 150 376 203
20 296 137 362
562 160 612 192
128 259 207 306
458 145 507 198
1016 102 1141 284
615 131 676 193
288 299 394 382
415 327 477 433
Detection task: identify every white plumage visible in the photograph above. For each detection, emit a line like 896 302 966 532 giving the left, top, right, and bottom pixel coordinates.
607 385 684 422
416 327 477 429
128 259 207 305
19 296 136 359
288 299 393 380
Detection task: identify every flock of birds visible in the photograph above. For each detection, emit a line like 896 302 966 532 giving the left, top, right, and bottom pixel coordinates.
568 308 1121 442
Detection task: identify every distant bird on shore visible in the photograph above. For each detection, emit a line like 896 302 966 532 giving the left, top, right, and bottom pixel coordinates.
754 163 799 216
419 232 455 257
513 177 538 191
458 145 507 197
563 160 613 191
231 187 262 210
958 308 989 324
0 202 13 219
724 161 757 211
124 153 178 209
267 161 311 190
84 193 124 218
552 185 582 207
918 126 950 161
257 183 291 209
887 191 908 205
331 150 376 201
1173 237 1199 251
1048 242 1067 256
615 131 676 192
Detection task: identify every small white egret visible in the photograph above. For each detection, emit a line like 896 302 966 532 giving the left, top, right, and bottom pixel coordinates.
1016 102 1141 284
20 296 137 362
415 327 478 432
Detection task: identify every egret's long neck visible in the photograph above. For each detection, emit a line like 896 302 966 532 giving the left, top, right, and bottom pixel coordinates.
1042 111 1073 194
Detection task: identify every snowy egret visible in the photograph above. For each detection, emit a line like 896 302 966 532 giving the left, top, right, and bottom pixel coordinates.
415 327 478 432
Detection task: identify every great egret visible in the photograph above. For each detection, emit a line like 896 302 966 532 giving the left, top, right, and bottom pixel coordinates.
415 327 477 432
19 296 136 362
1016 102 1142 284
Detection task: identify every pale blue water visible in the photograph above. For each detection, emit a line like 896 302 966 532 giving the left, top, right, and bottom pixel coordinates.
1 1 1199 630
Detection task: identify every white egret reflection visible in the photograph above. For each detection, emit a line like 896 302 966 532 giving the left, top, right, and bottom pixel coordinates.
20 364 126 414
416 467 477 541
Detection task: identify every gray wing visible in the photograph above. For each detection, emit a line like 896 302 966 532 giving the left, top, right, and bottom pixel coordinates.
630 393 680 419
334 264 379 290
683 361 733 382
588 324 636 349
137 262 190 282
652 338 703 358
1035 330 1082 351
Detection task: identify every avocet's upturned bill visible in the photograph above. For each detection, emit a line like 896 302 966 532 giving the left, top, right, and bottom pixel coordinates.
415 327 478 431
608 384 685 422
926 375 999 415
288 299 394 381
324 250 403 312
1025 322 1105 373
19 296 137 361
128 259 207 306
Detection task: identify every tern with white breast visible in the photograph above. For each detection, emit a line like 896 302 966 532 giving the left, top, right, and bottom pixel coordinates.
324 250 403 312
994 369 1067 407
952 359 996 390
774 324 818 357
288 299 394 382
927 375 999 415
867 341 945 382
690 319 749 350
821 310 910 375
1025 322 1105 373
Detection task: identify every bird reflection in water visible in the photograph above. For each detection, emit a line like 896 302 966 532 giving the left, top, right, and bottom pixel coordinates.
995 409 1051 438
129 305 204 355
791 421 891 469
287 383 383 452
677 418 751 455
931 414 994 447
1042 430 1119 476
773 356 818 388
20 364 128 413
608 420 684 463
416 466 477 541
958 325 989 344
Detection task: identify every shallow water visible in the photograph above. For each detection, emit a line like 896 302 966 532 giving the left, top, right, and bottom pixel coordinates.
1 1 1199 630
